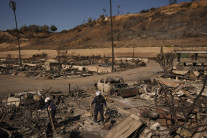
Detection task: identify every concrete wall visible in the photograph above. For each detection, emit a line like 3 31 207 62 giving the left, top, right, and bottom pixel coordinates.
0 47 175 58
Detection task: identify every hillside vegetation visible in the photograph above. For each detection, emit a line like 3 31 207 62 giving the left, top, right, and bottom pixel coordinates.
0 0 207 51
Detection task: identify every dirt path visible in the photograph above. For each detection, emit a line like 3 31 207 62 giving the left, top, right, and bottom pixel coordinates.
0 62 162 94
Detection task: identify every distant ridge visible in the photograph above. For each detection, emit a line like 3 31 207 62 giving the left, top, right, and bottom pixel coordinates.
0 0 207 51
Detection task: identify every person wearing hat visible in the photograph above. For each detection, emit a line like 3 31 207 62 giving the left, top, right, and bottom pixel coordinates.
41 97 56 130
91 90 107 123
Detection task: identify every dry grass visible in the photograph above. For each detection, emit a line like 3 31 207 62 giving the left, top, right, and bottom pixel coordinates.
0 0 206 52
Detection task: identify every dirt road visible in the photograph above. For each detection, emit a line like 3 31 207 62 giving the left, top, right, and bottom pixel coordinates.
0 62 162 94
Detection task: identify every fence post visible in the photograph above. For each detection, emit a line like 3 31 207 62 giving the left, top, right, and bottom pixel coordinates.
68 83 71 94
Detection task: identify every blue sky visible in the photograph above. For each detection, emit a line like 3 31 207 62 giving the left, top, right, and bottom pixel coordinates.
0 0 190 32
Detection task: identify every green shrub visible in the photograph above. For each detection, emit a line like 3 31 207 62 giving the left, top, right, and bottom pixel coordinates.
100 14 105 19
181 3 192 8
140 9 149 13
150 8 156 11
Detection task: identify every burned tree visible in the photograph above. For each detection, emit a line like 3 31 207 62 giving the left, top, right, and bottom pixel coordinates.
157 53 175 74
56 49 68 64
154 76 207 137
9 0 22 67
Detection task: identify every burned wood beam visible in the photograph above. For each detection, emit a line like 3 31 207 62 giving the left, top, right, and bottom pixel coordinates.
0 127 12 137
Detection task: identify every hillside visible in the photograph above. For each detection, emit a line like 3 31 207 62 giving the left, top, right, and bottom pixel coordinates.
0 0 207 51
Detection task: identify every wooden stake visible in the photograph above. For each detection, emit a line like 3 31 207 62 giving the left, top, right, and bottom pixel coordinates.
47 109 55 130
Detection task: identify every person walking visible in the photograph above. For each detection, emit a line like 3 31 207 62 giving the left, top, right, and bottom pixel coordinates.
91 90 107 123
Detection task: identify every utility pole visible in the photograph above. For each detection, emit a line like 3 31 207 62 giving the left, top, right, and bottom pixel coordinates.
110 0 115 72
9 0 22 67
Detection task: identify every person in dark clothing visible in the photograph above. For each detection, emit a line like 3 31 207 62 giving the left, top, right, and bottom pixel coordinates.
41 97 56 130
91 91 107 123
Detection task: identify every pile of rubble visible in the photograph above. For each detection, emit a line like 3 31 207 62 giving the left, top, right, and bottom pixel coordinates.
134 74 207 137
0 72 207 137
0 54 147 80
0 88 122 137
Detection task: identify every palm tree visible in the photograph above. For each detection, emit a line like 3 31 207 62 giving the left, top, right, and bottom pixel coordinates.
9 0 22 67
103 8 107 16
118 5 120 15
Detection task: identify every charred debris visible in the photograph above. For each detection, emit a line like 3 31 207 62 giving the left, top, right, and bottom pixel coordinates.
0 52 207 137
0 70 207 137
0 52 146 79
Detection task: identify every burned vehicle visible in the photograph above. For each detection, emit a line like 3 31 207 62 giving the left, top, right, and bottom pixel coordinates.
97 76 138 97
